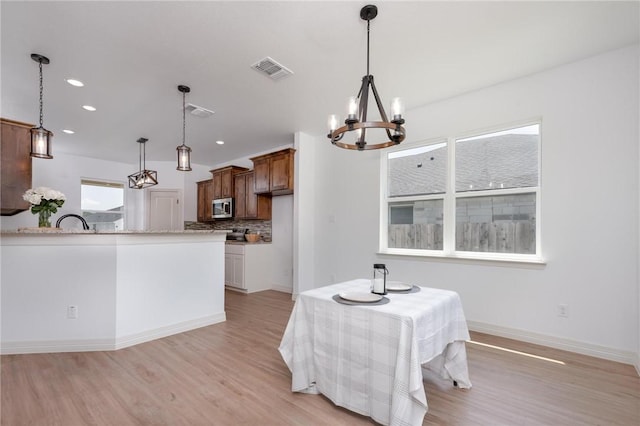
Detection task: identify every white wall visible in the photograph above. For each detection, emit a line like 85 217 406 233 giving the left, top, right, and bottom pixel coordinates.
0 153 212 230
271 194 293 292
303 45 639 363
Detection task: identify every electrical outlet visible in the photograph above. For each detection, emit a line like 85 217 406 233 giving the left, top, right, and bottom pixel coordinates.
67 305 78 319
557 304 568 318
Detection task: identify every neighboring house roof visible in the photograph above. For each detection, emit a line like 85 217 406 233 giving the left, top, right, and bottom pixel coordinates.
388 134 538 197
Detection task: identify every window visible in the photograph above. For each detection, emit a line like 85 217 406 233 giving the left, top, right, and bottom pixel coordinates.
382 123 540 261
81 179 125 231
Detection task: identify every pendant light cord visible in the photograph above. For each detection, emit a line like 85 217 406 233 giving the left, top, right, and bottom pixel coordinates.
38 60 44 128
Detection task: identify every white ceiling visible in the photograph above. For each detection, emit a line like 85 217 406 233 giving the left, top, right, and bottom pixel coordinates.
2 1 638 166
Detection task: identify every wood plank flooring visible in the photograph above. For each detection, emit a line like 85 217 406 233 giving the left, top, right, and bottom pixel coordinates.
2 290 639 425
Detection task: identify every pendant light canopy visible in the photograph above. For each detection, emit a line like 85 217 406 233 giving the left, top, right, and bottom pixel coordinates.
327 5 406 151
176 85 192 171
30 53 53 159
128 138 158 189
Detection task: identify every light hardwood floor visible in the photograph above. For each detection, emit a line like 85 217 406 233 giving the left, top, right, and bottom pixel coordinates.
1 290 639 425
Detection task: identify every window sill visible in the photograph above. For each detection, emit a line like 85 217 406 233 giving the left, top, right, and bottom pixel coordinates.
377 249 546 268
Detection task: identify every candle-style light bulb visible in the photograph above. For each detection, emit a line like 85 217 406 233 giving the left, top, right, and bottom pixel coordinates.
328 114 339 132
347 96 358 121
390 97 404 121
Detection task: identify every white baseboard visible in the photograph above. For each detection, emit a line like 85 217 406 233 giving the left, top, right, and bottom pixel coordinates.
270 284 293 294
467 320 638 367
115 313 226 350
1 313 226 355
1 339 115 355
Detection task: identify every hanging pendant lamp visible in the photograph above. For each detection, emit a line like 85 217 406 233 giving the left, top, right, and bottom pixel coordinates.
176 85 192 171
30 53 53 159
127 138 158 189
327 5 406 151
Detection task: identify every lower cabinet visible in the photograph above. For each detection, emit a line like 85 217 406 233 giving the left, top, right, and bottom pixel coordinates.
224 243 273 293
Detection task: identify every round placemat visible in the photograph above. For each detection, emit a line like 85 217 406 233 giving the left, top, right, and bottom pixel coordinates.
332 294 390 306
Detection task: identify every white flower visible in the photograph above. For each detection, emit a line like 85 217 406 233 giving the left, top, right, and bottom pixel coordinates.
22 187 66 205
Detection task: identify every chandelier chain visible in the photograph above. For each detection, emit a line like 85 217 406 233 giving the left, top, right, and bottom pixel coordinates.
182 91 186 146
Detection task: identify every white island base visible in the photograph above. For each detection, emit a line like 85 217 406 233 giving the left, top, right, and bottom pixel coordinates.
1 232 226 354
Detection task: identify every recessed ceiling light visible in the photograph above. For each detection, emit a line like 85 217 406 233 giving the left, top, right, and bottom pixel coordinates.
65 79 84 87
62 129 75 134
216 140 224 145
82 105 96 111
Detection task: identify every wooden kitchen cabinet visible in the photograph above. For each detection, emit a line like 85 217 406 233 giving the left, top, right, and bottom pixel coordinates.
196 179 213 222
211 166 248 199
250 148 295 196
234 173 247 218
234 171 271 220
252 157 270 194
1 118 33 216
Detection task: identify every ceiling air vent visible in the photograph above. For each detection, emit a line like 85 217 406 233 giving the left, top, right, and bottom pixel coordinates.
185 103 215 118
251 56 293 81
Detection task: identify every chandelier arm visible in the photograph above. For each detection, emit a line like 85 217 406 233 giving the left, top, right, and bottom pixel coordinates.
368 76 395 140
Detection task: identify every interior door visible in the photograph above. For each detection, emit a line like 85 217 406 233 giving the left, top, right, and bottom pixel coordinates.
148 189 182 231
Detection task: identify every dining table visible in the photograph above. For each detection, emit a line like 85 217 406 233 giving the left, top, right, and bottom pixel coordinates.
278 278 471 426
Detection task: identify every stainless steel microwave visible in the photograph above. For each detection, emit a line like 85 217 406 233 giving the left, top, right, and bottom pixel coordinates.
212 197 234 219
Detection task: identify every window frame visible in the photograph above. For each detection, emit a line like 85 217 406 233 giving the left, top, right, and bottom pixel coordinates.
80 178 127 231
379 120 543 264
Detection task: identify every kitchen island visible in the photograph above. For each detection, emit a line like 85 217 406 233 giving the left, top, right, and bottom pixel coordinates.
1 230 226 354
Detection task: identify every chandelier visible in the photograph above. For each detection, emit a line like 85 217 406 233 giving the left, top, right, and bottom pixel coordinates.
30 53 53 159
128 138 158 189
176 85 192 171
327 4 405 151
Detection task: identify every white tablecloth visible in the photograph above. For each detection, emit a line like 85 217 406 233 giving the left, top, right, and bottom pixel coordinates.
278 279 471 426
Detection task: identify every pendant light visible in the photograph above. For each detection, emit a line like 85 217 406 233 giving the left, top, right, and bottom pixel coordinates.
127 138 158 189
30 53 53 159
176 85 192 171
327 5 406 151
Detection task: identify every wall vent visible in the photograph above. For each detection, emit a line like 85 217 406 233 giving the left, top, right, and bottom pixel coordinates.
185 103 215 118
251 56 293 80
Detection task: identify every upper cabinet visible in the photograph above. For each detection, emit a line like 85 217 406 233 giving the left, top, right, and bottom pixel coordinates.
234 171 271 220
1 118 33 216
250 148 295 196
196 179 214 222
211 166 248 200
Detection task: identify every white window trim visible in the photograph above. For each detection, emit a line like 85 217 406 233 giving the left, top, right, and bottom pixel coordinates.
379 120 544 265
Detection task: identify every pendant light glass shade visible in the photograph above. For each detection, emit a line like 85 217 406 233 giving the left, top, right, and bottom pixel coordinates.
177 144 192 171
128 138 158 189
30 53 53 159
176 85 192 171
31 126 53 159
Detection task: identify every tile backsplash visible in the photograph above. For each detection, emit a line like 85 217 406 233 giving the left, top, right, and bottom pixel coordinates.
184 220 272 241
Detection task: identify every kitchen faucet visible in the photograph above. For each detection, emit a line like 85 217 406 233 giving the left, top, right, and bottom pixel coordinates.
55 214 90 230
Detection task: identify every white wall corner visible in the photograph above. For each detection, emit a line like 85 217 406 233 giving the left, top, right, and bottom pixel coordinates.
293 132 317 296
